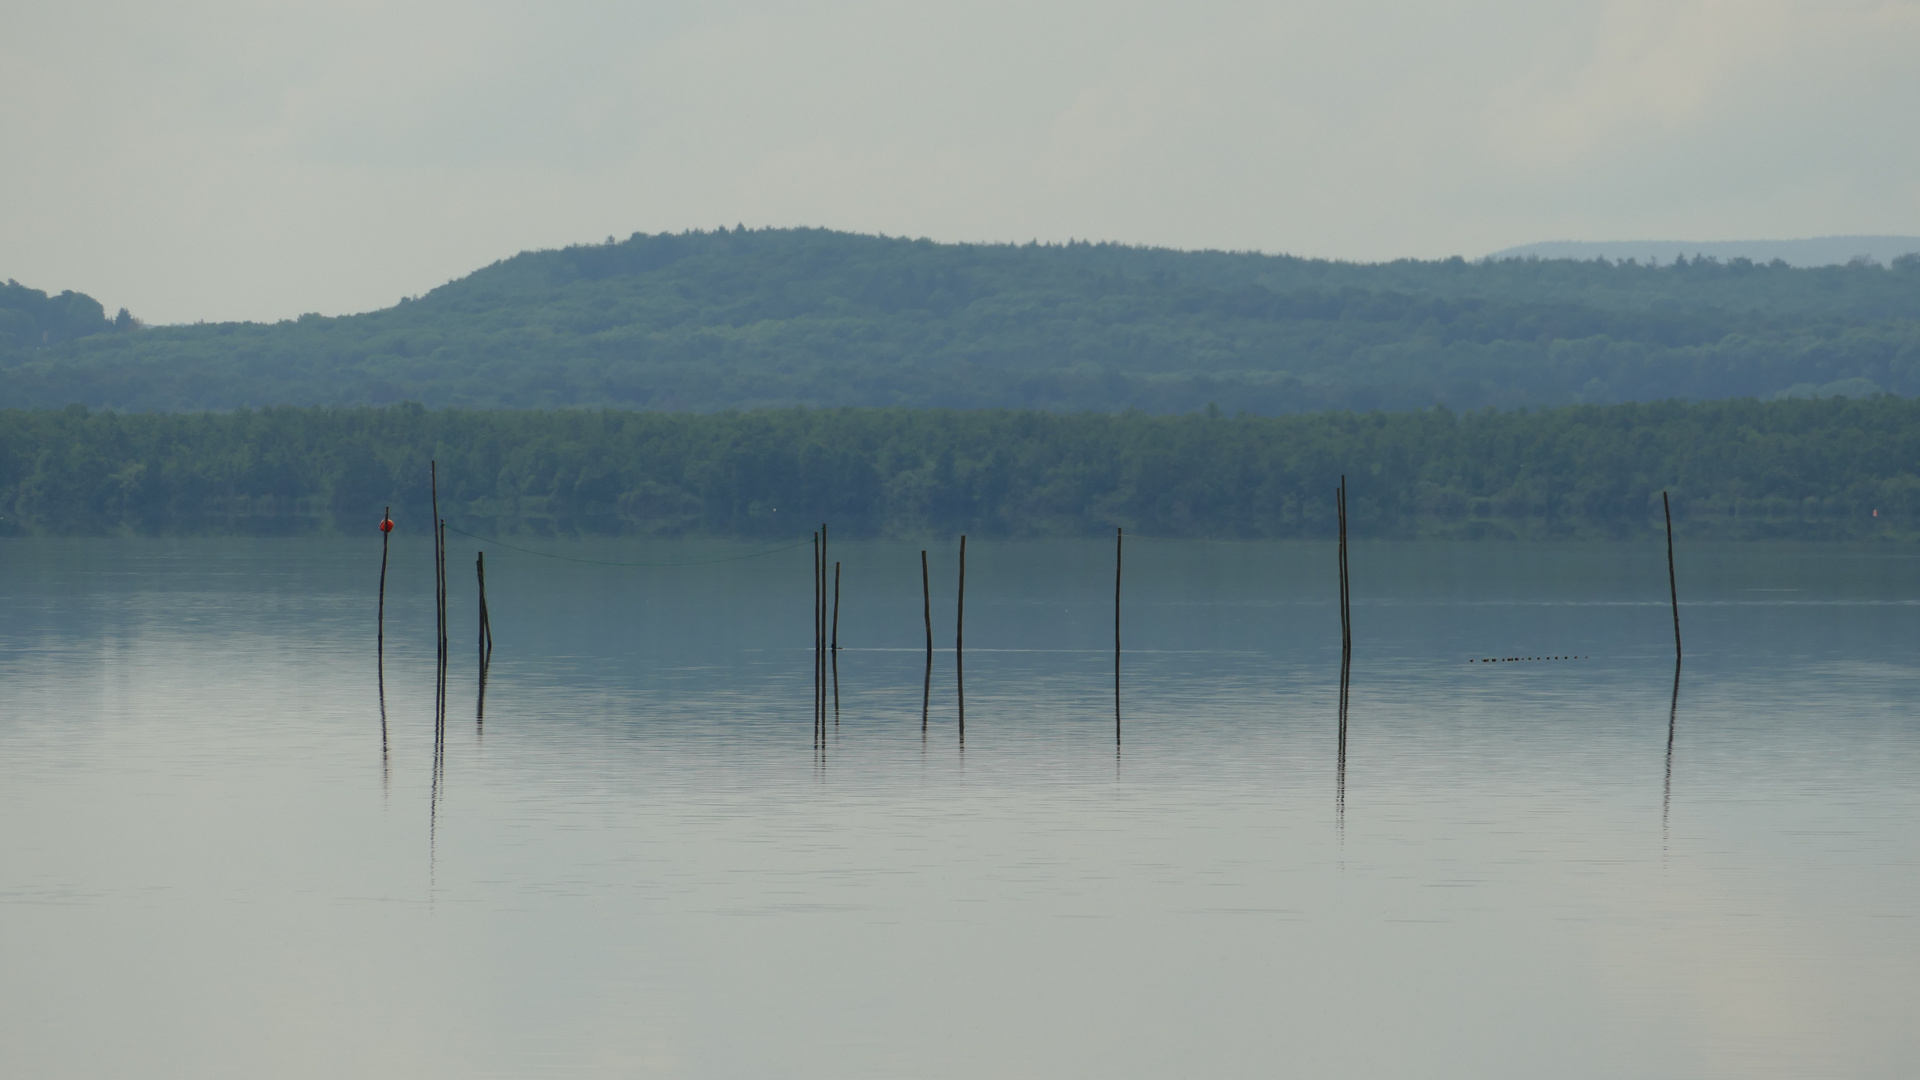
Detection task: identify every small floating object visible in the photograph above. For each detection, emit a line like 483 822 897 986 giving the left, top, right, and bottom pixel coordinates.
380 517 394 533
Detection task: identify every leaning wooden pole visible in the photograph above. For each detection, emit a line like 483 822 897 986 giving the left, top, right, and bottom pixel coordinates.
1342 478 1352 654
921 550 932 659
1663 491 1682 661
377 506 391 678
1336 477 1352 827
1336 478 1350 655
1336 476 1351 638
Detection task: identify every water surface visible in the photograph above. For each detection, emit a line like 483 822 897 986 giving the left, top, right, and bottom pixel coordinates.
2 537 1916 1079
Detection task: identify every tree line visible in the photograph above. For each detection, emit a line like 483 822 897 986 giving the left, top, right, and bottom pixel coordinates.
1 279 138 352
2 398 1915 539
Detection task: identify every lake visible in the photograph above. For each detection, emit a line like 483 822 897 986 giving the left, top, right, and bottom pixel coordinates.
2 536 1916 1079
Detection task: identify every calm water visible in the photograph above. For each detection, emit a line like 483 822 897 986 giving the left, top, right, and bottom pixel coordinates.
2 536 1916 1079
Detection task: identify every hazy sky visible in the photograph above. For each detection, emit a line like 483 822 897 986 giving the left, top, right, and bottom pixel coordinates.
4 0 1917 324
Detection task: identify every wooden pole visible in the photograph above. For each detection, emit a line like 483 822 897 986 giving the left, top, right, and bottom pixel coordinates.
830 558 841 724
475 549 491 726
435 518 445 711
1663 491 1682 660
812 532 821 732
476 550 491 665
1335 483 1345 645
956 535 966 655
921 548 932 738
1337 478 1351 830
1337 476 1351 656
956 534 966 738
377 505 390 677
377 505 391 778
820 524 828 728
430 463 442 715
1115 527 1122 743
1337 654 1348 834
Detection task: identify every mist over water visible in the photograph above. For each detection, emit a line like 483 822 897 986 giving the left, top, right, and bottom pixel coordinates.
2 537 1916 1079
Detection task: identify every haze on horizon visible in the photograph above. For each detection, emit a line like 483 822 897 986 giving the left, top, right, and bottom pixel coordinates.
4 0 1917 326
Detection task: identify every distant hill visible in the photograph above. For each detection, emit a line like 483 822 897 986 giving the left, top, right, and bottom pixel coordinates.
5 227 1919 414
1489 236 1920 268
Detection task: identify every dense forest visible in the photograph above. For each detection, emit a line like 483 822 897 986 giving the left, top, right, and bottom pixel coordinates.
2 397 1914 539
5 228 1919 414
0 279 138 351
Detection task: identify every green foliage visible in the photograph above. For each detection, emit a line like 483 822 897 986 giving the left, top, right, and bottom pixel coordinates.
7 229 1920 413
0 279 125 352
2 398 1916 539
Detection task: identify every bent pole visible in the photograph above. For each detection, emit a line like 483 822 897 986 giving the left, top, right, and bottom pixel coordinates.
1663 490 1681 661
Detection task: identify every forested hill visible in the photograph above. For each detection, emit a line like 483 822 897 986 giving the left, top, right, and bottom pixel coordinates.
7 227 1920 413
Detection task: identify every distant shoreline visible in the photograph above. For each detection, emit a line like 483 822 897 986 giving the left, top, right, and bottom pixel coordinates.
2 397 1914 542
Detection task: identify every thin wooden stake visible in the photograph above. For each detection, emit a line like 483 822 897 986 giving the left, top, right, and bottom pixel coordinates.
957 534 966 739
832 561 841 655
475 552 491 726
431 462 443 716
439 519 449 658
1337 476 1351 656
921 550 932 658
820 524 829 730
377 504 390 677
1115 526 1122 744
435 518 445 707
812 532 821 733
1663 490 1682 660
922 548 933 738
1335 483 1345 644
956 535 966 656
476 550 492 665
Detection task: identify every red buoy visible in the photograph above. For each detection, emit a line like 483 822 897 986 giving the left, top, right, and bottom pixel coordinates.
380 518 394 533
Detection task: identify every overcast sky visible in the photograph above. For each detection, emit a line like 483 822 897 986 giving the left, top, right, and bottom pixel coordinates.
3 0 1917 324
